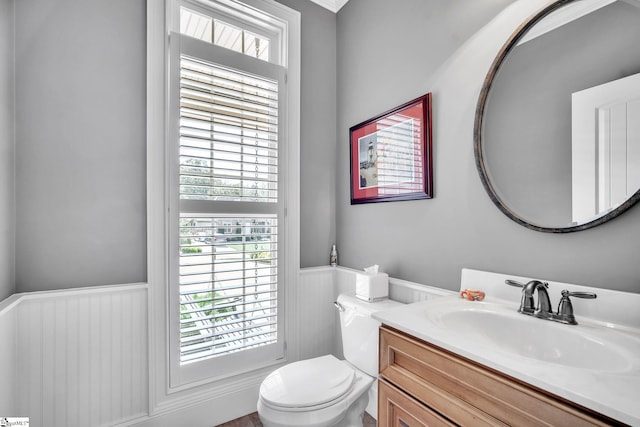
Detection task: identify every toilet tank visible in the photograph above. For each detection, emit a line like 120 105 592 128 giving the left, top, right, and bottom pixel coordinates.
337 294 403 377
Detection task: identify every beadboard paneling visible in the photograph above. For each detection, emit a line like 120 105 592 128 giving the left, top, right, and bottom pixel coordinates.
1 268 452 426
335 266 455 303
12 284 148 427
298 267 338 359
0 297 18 415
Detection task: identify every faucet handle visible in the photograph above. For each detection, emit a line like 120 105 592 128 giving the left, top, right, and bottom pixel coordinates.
505 279 524 288
562 290 597 299
505 279 533 313
505 279 549 290
556 290 597 325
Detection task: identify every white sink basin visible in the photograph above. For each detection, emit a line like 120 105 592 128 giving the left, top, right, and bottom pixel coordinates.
383 296 640 375
431 302 636 371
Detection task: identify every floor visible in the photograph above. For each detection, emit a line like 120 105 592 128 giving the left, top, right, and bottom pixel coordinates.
216 412 262 427
216 411 376 426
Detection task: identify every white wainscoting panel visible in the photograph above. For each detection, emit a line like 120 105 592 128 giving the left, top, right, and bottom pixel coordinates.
298 267 338 359
0 295 18 415
10 284 148 427
0 268 453 427
388 277 456 303
335 266 455 303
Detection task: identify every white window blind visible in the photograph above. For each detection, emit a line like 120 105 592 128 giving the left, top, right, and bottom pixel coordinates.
179 215 278 363
177 51 281 365
179 56 278 203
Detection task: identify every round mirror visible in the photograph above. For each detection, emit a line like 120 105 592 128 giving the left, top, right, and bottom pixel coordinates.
475 0 640 232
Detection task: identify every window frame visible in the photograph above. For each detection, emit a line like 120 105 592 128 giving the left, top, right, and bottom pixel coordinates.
168 33 287 385
146 0 300 400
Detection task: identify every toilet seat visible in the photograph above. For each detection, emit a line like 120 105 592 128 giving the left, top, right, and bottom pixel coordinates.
259 355 355 411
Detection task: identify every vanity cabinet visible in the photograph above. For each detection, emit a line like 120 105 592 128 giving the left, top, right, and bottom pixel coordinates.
378 325 619 427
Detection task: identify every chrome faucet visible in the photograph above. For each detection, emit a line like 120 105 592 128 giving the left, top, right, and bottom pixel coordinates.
505 279 596 325
506 279 552 318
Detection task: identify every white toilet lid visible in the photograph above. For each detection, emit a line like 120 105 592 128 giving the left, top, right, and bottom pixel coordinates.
260 355 355 409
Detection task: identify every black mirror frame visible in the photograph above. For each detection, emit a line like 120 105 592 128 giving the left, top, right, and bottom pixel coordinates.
474 0 640 233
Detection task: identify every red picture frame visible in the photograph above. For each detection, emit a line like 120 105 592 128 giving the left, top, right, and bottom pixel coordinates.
350 93 433 204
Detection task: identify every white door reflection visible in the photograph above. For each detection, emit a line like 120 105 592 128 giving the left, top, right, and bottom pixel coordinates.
572 72 640 223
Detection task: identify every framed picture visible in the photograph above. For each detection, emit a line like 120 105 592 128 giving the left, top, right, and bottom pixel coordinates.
350 93 433 204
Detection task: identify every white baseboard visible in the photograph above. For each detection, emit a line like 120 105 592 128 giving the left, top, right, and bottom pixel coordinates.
124 380 262 427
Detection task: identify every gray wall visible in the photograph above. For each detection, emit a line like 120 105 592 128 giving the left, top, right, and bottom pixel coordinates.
0 0 14 300
275 0 337 268
8 0 640 295
8 0 336 293
14 0 147 292
336 0 640 293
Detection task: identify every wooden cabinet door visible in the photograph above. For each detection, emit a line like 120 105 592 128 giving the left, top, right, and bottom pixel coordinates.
378 379 455 427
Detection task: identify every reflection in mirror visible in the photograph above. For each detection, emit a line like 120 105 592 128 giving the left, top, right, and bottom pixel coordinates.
572 72 640 224
476 0 640 232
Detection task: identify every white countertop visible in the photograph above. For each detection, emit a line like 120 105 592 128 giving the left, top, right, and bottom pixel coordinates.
373 269 640 425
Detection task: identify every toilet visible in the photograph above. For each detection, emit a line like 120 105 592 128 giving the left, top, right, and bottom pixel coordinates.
257 294 403 427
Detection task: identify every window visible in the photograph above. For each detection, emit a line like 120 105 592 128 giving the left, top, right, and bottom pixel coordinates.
177 54 281 365
165 0 298 387
180 7 271 62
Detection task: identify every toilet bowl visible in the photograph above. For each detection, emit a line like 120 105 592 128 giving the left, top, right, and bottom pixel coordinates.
257 294 404 427
257 355 372 427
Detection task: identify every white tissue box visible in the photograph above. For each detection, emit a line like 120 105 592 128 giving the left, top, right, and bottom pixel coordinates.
355 272 389 301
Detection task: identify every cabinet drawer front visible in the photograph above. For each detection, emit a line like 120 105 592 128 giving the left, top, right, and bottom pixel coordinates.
379 326 613 427
379 379 455 427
